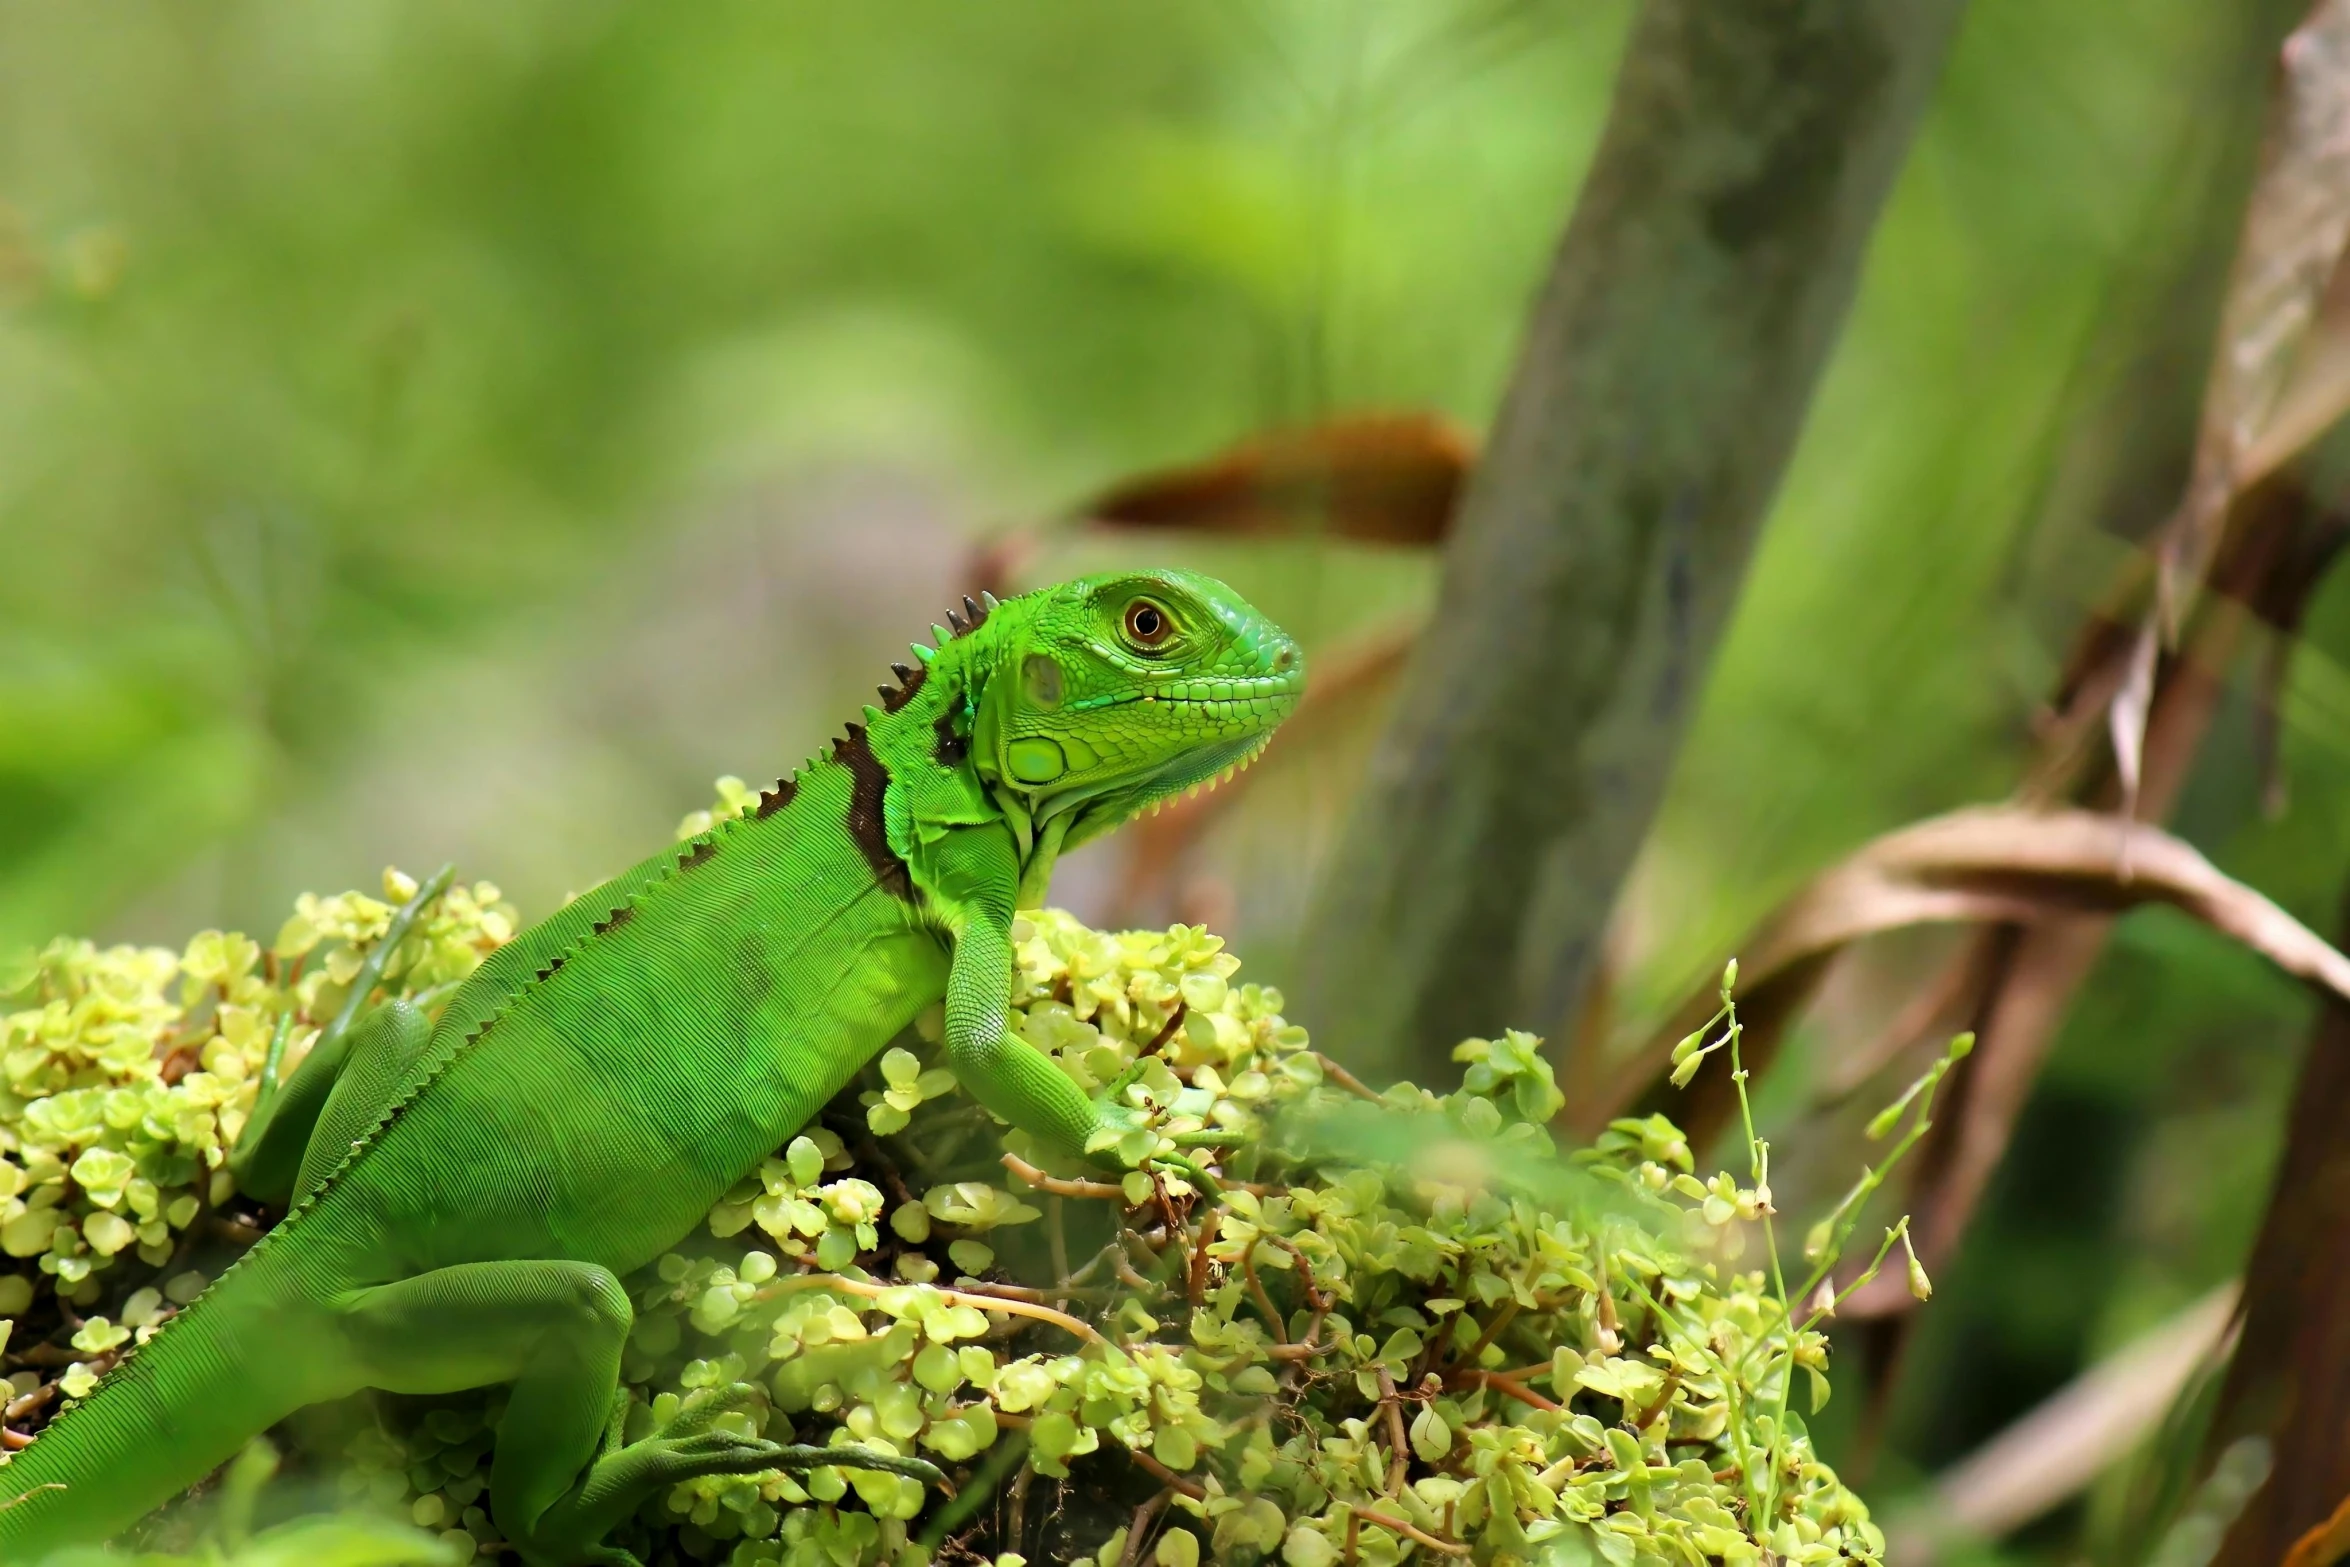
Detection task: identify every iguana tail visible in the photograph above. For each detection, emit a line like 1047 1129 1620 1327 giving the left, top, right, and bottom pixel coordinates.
0 1248 338 1560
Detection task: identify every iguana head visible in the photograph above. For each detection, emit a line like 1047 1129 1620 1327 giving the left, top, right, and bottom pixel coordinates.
972 568 1303 853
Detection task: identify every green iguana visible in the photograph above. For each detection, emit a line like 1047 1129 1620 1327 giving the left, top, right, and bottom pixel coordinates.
0 569 1302 1566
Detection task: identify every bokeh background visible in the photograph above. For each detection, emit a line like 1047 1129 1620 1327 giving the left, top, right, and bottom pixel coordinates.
6 2 2346 1561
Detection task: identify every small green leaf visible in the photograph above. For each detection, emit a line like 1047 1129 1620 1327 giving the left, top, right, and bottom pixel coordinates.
1409 1406 1451 1463
1030 1410 1079 1462
1282 1526 1336 1567
1154 1425 1198 1471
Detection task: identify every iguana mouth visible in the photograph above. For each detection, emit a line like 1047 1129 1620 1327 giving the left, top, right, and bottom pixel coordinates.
1070 673 1306 720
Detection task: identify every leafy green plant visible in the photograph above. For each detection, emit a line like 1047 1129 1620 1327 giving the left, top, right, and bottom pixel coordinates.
0 784 1952 1566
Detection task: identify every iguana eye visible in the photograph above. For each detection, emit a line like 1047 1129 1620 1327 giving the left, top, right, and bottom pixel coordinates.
1124 599 1172 648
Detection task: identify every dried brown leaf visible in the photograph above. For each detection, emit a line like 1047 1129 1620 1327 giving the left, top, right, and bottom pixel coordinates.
2244 242 2350 482
1593 806 2350 1141
2161 0 2350 632
2109 624 2160 823
972 408 1469 613
1902 1284 2241 1547
1083 412 1472 546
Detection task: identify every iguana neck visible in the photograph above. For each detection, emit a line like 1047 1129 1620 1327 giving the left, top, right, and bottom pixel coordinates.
862 611 1070 911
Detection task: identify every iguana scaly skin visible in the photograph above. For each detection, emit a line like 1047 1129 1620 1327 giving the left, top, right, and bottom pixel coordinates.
0 570 1301 1565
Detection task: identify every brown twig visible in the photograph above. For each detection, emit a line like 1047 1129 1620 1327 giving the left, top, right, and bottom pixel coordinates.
1258 1232 1328 1309
1153 1175 1188 1245
1353 1505 1472 1557
1006 1464 1033 1550
1452 1300 1520 1371
1241 1241 1289 1344
947 1279 1118 1304
1313 1053 1384 1103
3 1384 56 1425
1118 1488 1175 1567
1113 1249 1157 1294
1121 1228 1173 1282
765 1273 1105 1345
1189 1209 1218 1306
1454 1368 1564 1415
1064 1241 1122 1291
1126 1445 1206 1501
1141 1001 1188 1059
1377 1367 1411 1494
1630 1370 1681 1430
1001 1153 1125 1202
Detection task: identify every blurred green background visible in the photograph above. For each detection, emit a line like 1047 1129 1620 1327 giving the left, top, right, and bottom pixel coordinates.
3 1 2341 1559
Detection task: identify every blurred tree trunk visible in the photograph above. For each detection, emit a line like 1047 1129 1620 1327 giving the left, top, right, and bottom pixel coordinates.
2205 879 2350 1567
1293 0 1969 1086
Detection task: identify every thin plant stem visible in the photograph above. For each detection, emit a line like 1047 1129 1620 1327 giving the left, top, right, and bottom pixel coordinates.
1724 1005 1796 1527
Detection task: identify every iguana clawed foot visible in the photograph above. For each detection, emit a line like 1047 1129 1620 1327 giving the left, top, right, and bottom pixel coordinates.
523 1384 941 1567
1077 1091 1239 1198
615 1381 943 1487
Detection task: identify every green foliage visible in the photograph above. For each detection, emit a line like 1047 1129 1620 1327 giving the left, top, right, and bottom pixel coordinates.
0 794 1910 1566
0 872 512 1405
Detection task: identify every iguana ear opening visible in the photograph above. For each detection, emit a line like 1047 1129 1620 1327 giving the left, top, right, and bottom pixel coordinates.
1021 654 1063 707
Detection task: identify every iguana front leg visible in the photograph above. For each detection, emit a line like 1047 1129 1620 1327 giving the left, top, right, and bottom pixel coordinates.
941 907 1116 1161
930 830 1206 1172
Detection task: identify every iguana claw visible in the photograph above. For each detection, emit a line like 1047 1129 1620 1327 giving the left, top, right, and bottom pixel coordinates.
767 1445 946 1485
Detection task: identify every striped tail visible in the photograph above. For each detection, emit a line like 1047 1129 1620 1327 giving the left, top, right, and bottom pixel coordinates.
0 1254 335 1561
